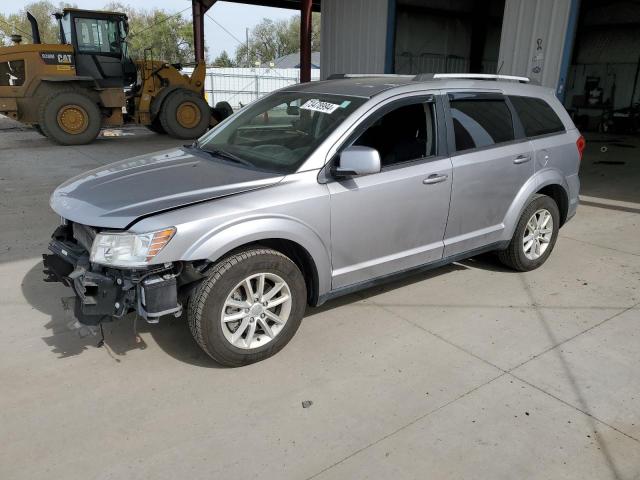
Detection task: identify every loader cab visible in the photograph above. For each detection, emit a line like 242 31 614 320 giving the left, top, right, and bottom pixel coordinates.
57 8 136 87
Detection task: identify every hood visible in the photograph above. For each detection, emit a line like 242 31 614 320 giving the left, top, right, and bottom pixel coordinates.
50 147 283 229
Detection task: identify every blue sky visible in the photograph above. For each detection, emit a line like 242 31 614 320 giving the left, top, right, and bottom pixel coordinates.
2 1 299 59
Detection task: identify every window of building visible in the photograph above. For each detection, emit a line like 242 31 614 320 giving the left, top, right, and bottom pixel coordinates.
450 97 514 152
509 96 565 137
354 102 436 167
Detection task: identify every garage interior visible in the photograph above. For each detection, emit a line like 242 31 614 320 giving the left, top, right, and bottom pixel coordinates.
393 0 505 75
564 0 640 133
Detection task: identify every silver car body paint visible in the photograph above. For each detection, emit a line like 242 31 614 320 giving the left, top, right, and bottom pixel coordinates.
50 77 581 305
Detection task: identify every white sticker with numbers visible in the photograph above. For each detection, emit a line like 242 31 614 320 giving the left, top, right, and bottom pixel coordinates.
300 99 340 114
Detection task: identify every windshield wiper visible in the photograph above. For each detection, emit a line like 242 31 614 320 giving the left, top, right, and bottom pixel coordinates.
201 148 253 167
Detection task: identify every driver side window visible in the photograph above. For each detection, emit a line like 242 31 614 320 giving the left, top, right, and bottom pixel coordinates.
354 101 436 167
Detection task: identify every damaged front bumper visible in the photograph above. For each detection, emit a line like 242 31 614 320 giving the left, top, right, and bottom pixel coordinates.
43 224 182 326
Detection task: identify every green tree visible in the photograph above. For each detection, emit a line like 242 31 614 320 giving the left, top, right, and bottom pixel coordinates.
1 1 199 64
212 50 235 67
0 1 75 45
105 3 199 64
234 13 320 67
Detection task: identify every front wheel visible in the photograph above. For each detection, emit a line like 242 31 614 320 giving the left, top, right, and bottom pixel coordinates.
145 117 166 134
188 248 307 366
498 194 560 271
159 89 210 140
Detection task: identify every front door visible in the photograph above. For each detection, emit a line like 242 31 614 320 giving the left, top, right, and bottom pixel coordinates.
72 15 125 87
328 98 452 289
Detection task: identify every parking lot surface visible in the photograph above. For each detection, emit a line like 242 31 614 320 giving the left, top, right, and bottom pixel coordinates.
1 117 639 479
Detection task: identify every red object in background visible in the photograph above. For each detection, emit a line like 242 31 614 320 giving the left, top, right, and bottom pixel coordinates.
576 135 586 161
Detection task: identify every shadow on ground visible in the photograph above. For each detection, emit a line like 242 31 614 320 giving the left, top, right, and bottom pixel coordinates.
21 254 509 367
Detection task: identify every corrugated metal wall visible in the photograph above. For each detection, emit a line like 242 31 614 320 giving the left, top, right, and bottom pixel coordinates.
320 0 389 79
497 0 572 88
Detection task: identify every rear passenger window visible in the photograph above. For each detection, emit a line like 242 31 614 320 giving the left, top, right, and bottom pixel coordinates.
509 96 565 137
449 97 514 152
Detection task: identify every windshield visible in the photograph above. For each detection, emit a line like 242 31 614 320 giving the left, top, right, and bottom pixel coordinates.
198 92 366 174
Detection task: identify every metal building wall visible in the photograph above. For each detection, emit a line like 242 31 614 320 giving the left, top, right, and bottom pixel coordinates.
497 0 573 89
320 0 390 79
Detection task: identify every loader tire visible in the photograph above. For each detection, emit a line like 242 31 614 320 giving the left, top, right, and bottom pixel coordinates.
212 101 233 123
159 89 210 140
38 90 101 145
146 117 166 134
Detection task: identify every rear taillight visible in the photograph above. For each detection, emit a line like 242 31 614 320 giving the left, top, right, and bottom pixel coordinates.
576 135 586 161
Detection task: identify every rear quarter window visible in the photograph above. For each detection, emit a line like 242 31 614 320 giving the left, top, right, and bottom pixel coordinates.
509 96 565 137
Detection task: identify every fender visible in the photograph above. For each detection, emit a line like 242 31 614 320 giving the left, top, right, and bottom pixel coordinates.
502 167 569 240
182 214 332 298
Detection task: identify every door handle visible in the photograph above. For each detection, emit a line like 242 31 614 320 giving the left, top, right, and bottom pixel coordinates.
423 174 448 185
513 154 531 164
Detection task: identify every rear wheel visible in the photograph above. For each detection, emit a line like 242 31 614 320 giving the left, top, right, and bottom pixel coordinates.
159 89 210 140
38 90 101 145
498 194 560 271
188 248 307 367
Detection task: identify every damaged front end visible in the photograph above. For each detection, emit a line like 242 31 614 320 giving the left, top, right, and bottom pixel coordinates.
43 222 184 327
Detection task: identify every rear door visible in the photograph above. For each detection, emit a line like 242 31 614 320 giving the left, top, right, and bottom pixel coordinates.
508 95 576 177
443 91 534 256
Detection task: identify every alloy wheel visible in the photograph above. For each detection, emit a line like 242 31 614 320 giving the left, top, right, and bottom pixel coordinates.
220 272 292 349
523 208 554 260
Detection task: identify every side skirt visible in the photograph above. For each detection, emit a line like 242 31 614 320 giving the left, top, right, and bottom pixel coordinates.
315 240 509 306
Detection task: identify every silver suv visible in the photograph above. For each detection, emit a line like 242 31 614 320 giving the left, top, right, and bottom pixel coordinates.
43 73 583 366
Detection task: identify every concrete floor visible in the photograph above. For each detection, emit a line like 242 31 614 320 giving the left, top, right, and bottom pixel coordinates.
1 117 639 479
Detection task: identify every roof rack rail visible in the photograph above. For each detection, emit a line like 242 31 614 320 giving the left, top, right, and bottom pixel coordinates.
413 73 530 83
327 73 415 80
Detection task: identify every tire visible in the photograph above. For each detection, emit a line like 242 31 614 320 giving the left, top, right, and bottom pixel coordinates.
212 101 233 123
498 194 560 272
188 248 307 367
38 90 101 145
32 124 46 136
145 117 166 134
159 89 210 140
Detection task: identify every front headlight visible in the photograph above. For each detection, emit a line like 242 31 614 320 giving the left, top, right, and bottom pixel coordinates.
90 227 176 267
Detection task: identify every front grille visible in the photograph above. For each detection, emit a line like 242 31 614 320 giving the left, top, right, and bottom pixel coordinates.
72 223 97 252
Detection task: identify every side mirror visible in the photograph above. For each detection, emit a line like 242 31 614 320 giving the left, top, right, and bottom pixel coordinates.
334 146 381 177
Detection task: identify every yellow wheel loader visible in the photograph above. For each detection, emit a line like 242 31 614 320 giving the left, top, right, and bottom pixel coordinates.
0 9 232 145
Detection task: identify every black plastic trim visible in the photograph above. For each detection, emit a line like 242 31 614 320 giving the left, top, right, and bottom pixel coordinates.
316 240 509 306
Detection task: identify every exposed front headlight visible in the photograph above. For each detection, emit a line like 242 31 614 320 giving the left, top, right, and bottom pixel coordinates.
90 227 176 267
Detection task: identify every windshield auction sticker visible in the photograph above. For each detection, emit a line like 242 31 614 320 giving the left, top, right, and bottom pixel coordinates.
300 99 340 114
